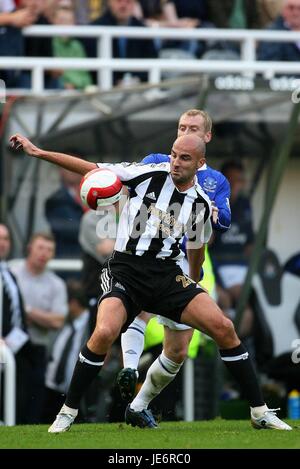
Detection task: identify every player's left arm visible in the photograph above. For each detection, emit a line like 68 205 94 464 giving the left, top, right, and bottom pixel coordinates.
186 244 205 282
186 210 212 282
212 176 231 232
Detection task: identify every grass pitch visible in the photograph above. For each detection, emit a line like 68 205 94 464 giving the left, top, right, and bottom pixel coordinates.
0 419 299 449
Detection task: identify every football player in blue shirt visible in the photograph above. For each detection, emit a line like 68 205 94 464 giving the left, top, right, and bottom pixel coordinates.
142 114 230 232
118 109 231 427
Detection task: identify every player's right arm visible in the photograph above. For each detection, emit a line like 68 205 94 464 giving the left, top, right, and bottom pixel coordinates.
10 133 96 175
98 162 169 186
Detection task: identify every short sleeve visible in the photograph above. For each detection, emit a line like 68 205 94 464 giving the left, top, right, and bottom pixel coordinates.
97 162 169 187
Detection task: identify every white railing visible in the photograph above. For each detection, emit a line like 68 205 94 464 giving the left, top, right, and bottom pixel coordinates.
9 258 83 272
183 358 194 422
1 26 300 92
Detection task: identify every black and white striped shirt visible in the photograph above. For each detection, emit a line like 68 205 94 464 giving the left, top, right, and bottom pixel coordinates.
97 162 212 260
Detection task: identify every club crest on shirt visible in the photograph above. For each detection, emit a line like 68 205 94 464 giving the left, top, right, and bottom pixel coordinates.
203 176 217 193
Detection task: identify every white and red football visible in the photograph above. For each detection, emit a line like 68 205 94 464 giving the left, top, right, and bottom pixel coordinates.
80 168 123 209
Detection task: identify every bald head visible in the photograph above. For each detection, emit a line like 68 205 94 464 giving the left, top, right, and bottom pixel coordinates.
173 134 206 159
170 135 206 190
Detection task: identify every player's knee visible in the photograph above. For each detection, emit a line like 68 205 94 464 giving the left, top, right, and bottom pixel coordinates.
213 316 236 345
93 325 117 347
164 344 187 363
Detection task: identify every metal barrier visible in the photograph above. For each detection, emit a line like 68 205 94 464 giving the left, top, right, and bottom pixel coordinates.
1 26 300 91
9 258 83 272
183 358 194 422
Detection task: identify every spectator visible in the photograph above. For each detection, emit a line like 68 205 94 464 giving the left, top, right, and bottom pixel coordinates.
164 0 208 24
134 0 162 21
79 209 121 422
79 207 117 332
20 0 52 56
258 0 300 61
17 0 55 88
73 0 106 24
45 167 86 258
51 5 93 90
0 223 32 424
43 0 106 24
161 0 217 58
256 0 284 27
284 252 300 277
11 232 68 423
134 0 176 27
207 0 260 29
0 0 36 87
86 0 157 85
210 160 255 340
43 280 89 422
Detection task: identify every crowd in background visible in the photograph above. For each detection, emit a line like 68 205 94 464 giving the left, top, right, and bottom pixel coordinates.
1 0 300 88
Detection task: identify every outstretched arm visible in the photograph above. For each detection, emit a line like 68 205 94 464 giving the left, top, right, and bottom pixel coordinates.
10 133 96 175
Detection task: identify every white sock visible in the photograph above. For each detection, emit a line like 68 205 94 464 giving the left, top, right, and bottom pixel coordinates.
130 350 183 412
61 404 78 416
121 317 146 370
250 404 268 418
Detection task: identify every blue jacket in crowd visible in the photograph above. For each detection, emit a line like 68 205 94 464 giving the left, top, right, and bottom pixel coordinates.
257 16 300 62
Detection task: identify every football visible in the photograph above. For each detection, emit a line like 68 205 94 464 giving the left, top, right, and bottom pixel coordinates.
80 168 123 209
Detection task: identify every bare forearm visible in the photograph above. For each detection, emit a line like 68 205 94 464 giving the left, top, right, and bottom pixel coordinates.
187 243 205 282
0 13 13 25
10 133 96 175
37 149 96 175
27 308 65 329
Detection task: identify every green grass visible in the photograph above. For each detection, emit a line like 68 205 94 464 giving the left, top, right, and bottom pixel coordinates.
0 419 299 449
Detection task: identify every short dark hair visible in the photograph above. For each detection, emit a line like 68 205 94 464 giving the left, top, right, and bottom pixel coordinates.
220 160 244 177
66 279 88 308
